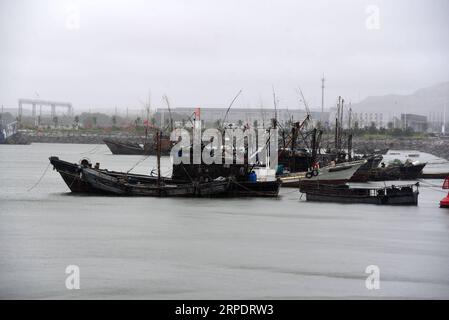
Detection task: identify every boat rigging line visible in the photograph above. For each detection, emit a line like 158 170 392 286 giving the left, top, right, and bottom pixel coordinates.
221 89 243 129
27 162 51 192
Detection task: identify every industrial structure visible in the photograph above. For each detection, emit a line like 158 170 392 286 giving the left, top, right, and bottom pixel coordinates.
18 98 73 122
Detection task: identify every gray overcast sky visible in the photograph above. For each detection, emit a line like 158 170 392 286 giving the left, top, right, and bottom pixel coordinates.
1 0 448 112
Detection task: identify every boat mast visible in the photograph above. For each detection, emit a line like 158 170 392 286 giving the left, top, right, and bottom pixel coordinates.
321 74 325 113
163 94 174 133
340 98 344 156
443 101 446 135
335 96 340 154
157 130 161 185
144 90 151 143
272 86 278 128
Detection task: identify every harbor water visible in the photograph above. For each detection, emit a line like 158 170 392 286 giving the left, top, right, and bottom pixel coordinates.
1 143 449 299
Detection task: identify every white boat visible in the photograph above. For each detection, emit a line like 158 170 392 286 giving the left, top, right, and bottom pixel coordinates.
280 160 367 187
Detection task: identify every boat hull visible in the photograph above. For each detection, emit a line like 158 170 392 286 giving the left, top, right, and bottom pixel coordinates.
369 163 427 181
227 179 281 197
300 183 419 206
304 192 418 205
82 167 230 197
103 138 145 155
49 156 98 193
280 160 366 187
51 156 281 197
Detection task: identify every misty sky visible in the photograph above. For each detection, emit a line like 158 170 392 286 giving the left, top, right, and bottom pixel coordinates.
1 0 448 113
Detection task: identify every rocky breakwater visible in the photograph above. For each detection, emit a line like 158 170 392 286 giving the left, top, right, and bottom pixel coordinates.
20 131 147 144
353 136 449 160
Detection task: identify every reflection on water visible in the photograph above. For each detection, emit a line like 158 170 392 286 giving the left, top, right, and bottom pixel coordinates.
1 143 449 299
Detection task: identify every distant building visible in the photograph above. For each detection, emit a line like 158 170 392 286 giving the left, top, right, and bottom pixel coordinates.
401 113 427 132
350 112 384 129
155 107 330 128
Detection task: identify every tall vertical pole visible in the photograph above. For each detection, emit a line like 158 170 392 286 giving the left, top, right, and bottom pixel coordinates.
157 130 161 185
335 97 340 153
348 106 352 129
443 101 446 135
339 98 344 153
321 74 325 113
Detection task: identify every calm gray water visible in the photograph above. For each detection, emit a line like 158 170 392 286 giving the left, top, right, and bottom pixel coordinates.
1 143 449 299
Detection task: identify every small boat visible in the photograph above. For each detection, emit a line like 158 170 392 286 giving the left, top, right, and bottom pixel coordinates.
369 161 427 181
299 182 419 205
51 130 230 197
49 156 229 197
103 138 146 155
103 137 172 155
280 160 366 187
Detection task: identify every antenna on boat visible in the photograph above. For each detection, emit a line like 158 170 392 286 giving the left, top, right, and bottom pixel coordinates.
296 86 311 121
221 89 243 130
162 94 174 132
272 86 278 128
156 130 161 185
147 90 151 139
321 74 325 113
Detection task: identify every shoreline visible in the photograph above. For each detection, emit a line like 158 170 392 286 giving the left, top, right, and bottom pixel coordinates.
3 131 449 161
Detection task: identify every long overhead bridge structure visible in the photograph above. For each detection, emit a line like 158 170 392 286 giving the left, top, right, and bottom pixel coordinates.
18 98 73 121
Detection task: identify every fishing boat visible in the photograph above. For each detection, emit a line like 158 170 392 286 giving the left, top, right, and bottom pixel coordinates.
369 161 427 181
280 160 366 187
49 156 229 197
299 182 419 205
103 138 147 155
51 131 230 197
103 137 171 155
171 161 281 197
349 155 383 182
80 166 229 196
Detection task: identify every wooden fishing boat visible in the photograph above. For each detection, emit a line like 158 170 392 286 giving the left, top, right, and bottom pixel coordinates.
369 162 427 181
49 156 229 197
51 130 230 197
80 166 229 197
103 137 172 155
226 179 281 197
349 155 383 182
299 182 419 205
280 160 366 187
103 138 146 155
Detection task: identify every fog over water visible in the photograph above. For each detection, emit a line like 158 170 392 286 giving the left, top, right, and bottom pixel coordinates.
1 0 449 111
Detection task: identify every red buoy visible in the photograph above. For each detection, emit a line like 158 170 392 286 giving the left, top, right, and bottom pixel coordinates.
440 177 449 208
